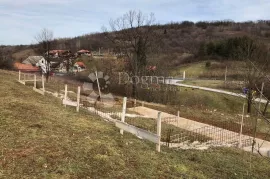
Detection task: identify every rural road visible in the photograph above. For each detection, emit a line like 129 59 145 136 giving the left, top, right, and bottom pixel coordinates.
130 106 270 157
166 79 268 104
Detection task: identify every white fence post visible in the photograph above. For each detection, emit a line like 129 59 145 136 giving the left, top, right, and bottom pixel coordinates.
42 75 45 92
76 86 81 112
34 75 37 88
156 112 162 152
95 71 102 100
64 84 67 107
239 103 245 148
120 97 127 135
183 71 186 80
177 111 180 127
19 70 21 81
225 66 228 82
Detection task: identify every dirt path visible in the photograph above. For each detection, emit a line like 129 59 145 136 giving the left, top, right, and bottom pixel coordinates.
130 106 270 157
167 79 268 104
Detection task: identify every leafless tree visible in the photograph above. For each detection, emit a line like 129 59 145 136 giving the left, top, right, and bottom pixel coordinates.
35 28 54 81
237 37 270 113
103 10 163 98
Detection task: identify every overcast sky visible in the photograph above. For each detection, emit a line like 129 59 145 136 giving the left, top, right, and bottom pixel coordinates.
0 0 269 45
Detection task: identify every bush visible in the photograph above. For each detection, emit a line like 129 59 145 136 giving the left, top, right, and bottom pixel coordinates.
205 61 211 68
0 57 13 70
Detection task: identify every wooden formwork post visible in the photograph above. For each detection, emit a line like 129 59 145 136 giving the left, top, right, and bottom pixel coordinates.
177 111 180 127
183 71 186 80
76 86 81 112
239 103 245 148
64 84 67 108
120 97 127 135
42 75 45 92
225 66 228 82
95 71 102 100
156 112 162 152
19 70 21 81
34 75 37 88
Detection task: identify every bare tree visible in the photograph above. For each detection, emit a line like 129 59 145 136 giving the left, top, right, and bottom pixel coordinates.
103 10 162 98
236 36 270 113
35 28 54 81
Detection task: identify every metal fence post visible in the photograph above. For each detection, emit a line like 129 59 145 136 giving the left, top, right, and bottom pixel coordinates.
120 97 127 135
156 112 162 152
76 86 81 112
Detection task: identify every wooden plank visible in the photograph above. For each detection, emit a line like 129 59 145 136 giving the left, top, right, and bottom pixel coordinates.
115 121 159 143
18 80 25 85
33 87 45 95
63 99 77 107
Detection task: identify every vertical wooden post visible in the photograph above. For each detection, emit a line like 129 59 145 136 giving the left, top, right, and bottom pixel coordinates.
42 75 45 92
156 112 162 152
177 111 180 127
183 71 186 80
34 75 37 88
239 103 245 148
134 99 137 107
120 97 127 135
64 84 67 107
225 66 228 82
19 70 21 81
95 71 102 100
76 86 81 112
258 82 264 114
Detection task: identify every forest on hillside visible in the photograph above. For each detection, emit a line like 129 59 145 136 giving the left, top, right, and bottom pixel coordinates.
1 20 270 69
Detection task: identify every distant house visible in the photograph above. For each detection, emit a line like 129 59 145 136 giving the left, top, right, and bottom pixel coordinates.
77 49 91 57
47 50 72 58
22 56 46 66
74 62 86 72
22 56 49 74
14 62 40 72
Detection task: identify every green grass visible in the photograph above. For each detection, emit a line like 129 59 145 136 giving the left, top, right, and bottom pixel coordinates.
1 70 270 178
181 79 243 92
171 60 246 80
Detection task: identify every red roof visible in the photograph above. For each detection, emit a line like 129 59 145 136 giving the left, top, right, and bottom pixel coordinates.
78 49 91 53
75 62 86 68
14 62 40 72
49 50 68 53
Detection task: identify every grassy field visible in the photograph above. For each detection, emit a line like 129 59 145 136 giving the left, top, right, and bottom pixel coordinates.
181 79 244 92
172 60 245 80
1 70 270 178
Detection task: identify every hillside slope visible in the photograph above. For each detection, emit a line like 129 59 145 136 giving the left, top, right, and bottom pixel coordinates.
2 21 270 64
0 70 270 178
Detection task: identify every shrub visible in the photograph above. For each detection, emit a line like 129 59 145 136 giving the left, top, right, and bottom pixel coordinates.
205 61 211 68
